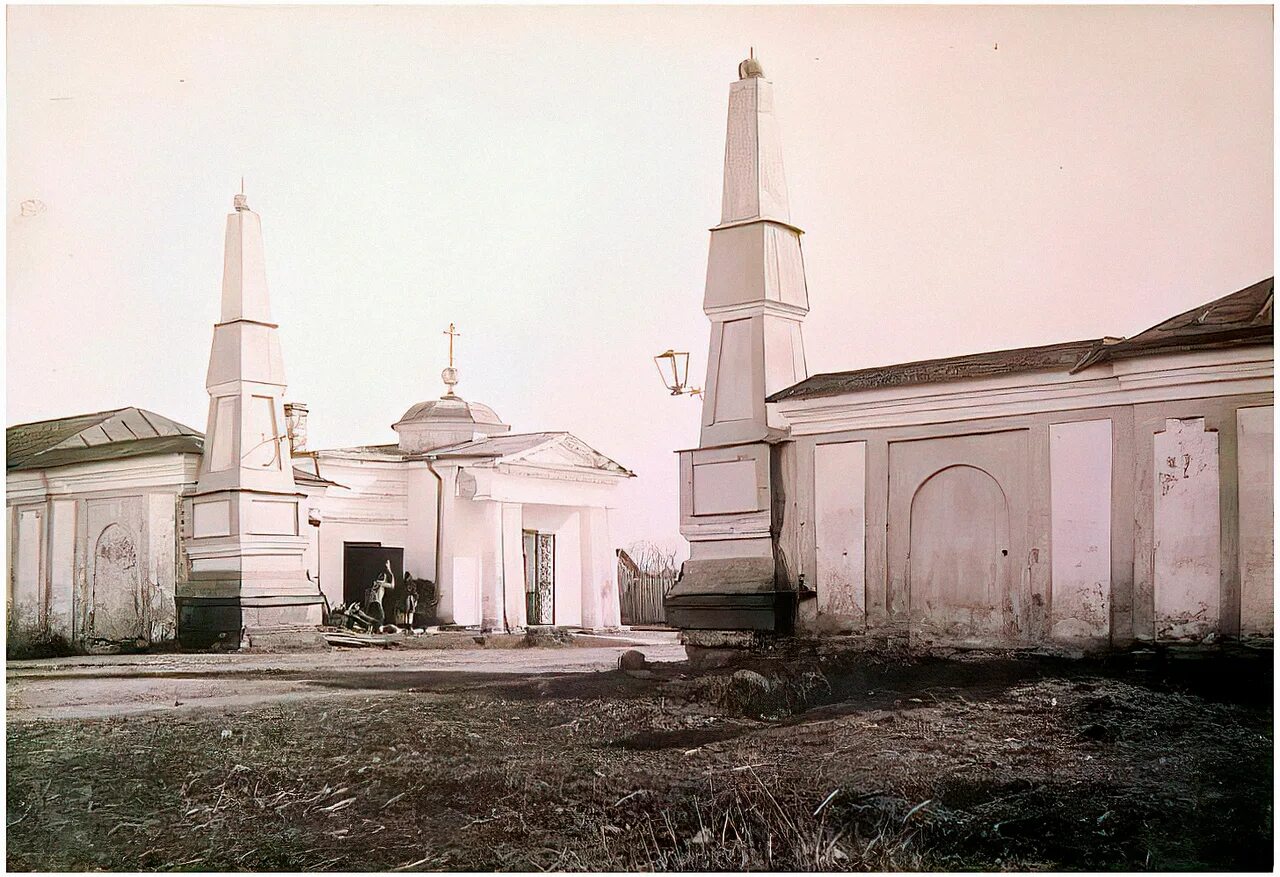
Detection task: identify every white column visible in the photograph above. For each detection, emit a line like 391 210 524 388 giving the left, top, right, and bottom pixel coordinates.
500 504 526 631
597 508 621 629
480 501 503 632
578 509 602 630
435 468 459 624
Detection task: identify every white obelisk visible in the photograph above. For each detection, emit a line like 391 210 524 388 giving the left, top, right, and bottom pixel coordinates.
699 51 810 447
667 53 812 637
180 191 323 648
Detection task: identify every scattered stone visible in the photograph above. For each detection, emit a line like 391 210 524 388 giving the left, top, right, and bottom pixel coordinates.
618 650 648 671
722 669 783 718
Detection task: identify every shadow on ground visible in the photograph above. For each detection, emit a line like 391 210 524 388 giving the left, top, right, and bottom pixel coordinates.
7 645 1272 871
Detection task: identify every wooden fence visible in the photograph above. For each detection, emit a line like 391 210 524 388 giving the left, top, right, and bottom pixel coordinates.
616 549 678 626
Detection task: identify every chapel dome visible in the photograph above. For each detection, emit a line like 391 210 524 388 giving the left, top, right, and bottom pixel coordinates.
394 395 504 428
393 327 511 453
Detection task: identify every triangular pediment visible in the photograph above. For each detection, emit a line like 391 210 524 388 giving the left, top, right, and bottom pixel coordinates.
501 434 632 477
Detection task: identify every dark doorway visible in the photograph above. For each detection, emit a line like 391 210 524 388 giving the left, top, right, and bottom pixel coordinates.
342 542 405 610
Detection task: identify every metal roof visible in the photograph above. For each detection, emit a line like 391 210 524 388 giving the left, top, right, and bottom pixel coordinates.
427 432 568 459
769 277 1274 403
1071 277 1273 372
768 340 1103 402
7 406 338 487
7 408 203 471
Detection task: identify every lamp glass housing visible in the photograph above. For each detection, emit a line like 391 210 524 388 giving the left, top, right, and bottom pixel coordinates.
654 349 691 394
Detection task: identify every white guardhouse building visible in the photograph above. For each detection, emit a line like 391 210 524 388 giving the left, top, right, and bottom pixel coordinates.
306 366 634 632
7 193 632 651
666 56 1274 651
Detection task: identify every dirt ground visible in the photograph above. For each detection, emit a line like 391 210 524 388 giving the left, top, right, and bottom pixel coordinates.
5 634 685 722
6 641 1273 871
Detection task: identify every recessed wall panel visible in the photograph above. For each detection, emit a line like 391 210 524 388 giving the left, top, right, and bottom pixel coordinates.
1153 418 1221 641
814 441 867 622
1049 419 1112 643
1237 406 1273 636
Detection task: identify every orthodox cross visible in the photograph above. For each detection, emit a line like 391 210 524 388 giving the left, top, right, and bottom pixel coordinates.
443 322 461 368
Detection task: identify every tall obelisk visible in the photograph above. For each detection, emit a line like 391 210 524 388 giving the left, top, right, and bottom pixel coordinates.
699 51 809 446
179 191 323 648
666 53 811 637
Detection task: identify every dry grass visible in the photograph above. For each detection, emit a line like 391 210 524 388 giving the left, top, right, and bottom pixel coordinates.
7 649 1272 871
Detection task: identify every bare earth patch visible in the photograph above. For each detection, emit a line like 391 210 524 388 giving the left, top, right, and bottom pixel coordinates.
6 647 1272 871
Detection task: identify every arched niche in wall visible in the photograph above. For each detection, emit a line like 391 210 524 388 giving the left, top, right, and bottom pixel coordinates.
91 522 143 644
886 429 1031 647
907 464 1012 645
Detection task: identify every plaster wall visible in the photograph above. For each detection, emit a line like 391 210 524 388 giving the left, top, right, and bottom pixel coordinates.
781 387 1271 648
1152 418 1221 640
1049 420 1112 644
11 504 45 632
887 430 1031 647
6 454 197 649
436 468 492 626
812 440 866 631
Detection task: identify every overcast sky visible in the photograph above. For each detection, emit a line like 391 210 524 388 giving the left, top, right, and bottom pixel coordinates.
7 4 1273 555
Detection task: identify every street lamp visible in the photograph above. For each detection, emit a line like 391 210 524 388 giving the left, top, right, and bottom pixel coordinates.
654 349 702 397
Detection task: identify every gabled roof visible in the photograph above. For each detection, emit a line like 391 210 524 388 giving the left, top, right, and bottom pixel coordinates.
7 408 203 471
428 431 634 476
769 277 1274 403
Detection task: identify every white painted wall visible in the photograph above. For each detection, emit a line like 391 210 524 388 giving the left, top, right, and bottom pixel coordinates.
13 506 46 631
314 456 410 606
1237 405 1273 636
437 479 498 626
813 440 866 625
1153 417 1221 640
1049 419 1113 644
578 506 620 629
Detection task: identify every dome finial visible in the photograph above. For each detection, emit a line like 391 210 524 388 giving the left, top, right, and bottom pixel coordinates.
739 47 764 79
441 322 461 398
